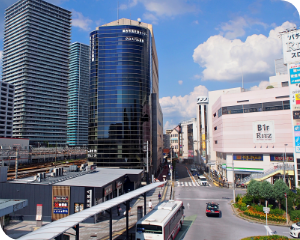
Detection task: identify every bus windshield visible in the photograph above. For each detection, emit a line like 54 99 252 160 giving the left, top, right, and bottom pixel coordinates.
136 224 162 234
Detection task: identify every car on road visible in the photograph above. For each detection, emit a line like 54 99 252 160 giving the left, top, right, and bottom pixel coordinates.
290 222 300 238
206 202 220 217
198 175 208 186
191 166 197 172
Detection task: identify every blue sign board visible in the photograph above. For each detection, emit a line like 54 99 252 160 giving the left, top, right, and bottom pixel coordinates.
290 67 300 84
295 126 300 131
53 208 68 214
295 137 300 146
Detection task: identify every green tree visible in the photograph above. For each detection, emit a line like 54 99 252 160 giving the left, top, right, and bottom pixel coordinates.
266 85 274 89
247 179 261 203
273 179 289 210
259 181 274 201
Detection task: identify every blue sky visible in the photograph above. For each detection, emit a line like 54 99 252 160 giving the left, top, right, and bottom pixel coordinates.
0 0 300 132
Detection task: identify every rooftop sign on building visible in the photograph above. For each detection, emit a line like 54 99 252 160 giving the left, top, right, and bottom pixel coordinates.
282 29 300 64
197 96 209 105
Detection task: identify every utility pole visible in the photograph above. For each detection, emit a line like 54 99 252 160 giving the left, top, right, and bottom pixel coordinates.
15 148 19 180
55 144 57 168
233 155 236 203
284 144 287 184
146 141 149 184
286 192 288 225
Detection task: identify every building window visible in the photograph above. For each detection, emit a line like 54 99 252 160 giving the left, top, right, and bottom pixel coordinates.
215 140 218 144
214 126 217 131
213 113 216 117
281 81 289 87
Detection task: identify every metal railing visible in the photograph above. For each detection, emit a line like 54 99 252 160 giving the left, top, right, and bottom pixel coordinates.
240 164 294 184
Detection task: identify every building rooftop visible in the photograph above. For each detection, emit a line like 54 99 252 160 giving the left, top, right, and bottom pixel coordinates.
8 167 143 188
0 199 28 217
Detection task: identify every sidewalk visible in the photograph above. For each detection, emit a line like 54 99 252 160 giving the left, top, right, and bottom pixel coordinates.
4 172 171 240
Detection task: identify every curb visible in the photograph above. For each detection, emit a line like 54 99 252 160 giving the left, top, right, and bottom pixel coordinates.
230 203 291 227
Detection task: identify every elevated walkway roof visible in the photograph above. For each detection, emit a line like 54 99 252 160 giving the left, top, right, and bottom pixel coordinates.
18 181 165 240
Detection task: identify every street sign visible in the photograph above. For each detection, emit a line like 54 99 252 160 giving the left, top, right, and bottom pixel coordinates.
263 207 270 213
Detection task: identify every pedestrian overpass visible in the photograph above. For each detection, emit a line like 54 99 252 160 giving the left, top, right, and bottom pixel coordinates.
17 181 165 240
241 164 294 185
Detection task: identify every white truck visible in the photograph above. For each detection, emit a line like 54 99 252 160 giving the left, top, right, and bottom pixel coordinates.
198 175 208 186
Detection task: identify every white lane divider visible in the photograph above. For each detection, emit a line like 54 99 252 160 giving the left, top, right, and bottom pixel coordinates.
188 182 192 186
185 182 188 186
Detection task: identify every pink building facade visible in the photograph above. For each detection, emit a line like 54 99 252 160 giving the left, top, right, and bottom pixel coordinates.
212 87 294 184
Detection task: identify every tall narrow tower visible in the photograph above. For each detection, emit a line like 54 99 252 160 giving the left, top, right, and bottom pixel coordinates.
67 42 90 146
2 0 71 145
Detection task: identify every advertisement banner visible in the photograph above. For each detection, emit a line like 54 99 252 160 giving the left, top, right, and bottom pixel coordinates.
290 63 300 84
282 30 300 64
233 154 263 161
253 121 275 143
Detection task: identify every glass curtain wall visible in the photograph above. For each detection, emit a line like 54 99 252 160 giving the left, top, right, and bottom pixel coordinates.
89 25 151 168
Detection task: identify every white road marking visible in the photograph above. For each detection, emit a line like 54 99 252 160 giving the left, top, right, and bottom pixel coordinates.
192 181 196 186
185 182 188 186
177 182 180 186
176 198 231 201
188 182 192 186
181 182 184 186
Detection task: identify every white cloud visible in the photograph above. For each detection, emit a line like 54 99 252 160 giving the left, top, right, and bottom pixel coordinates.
120 0 138 10
249 81 271 91
193 21 296 82
143 13 158 24
178 80 183 85
193 20 199 25
219 17 269 39
160 85 208 120
142 0 195 17
120 0 196 22
220 17 248 39
164 121 176 132
71 10 93 31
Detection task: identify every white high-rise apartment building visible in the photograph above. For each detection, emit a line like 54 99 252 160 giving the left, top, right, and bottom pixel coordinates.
0 82 14 137
2 0 71 145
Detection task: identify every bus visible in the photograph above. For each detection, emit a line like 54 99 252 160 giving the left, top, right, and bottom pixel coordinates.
135 200 184 240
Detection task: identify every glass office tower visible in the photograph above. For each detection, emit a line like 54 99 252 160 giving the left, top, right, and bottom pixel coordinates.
2 0 71 145
89 19 155 168
67 42 90 146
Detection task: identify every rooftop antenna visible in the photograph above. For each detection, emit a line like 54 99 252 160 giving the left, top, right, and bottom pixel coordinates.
117 1 119 24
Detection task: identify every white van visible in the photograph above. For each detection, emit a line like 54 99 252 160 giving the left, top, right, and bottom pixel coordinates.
198 175 208 186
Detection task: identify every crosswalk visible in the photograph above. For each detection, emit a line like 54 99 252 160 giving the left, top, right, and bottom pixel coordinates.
176 181 211 187
177 181 210 187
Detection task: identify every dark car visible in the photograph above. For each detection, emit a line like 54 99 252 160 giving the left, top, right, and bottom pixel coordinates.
206 202 220 217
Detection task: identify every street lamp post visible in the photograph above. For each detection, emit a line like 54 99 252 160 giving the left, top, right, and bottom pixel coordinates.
284 144 288 184
233 154 236 203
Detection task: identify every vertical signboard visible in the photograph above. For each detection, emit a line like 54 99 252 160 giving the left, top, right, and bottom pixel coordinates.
52 186 70 221
85 188 93 208
282 29 300 187
36 204 42 221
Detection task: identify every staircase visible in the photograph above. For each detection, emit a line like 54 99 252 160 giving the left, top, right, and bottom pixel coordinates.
241 164 294 185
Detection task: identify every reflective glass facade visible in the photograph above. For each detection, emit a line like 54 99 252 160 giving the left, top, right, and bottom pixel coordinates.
2 0 71 145
67 42 90 146
89 24 152 168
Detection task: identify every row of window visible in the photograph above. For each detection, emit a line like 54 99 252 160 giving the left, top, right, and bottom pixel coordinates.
216 100 290 117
